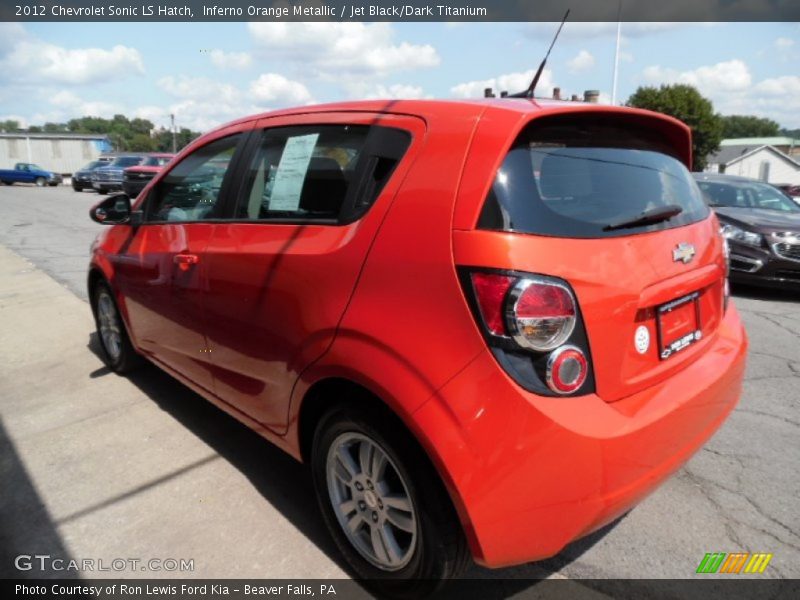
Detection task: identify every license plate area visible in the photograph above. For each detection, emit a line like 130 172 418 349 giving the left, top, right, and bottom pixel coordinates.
657 291 702 360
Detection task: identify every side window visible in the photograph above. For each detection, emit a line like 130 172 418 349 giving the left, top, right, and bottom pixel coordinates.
236 125 410 222
147 134 241 223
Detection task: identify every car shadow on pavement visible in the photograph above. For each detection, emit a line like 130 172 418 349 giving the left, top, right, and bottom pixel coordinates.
731 283 800 303
85 333 621 594
0 418 80 579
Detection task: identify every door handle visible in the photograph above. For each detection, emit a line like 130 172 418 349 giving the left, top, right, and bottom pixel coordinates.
174 253 199 271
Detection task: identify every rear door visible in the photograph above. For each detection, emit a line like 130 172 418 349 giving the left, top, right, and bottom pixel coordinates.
453 108 727 402
202 112 423 432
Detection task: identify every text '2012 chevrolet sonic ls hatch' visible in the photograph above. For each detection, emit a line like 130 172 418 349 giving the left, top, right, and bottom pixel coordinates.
87 98 747 596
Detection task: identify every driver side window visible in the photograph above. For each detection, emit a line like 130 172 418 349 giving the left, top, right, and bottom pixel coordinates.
146 134 241 222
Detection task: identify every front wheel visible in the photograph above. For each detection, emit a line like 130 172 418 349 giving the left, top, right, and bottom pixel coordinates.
311 404 469 598
91 282 142 373
34 177 45 187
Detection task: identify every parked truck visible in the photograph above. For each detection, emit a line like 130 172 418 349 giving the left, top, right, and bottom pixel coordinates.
0 163 62 187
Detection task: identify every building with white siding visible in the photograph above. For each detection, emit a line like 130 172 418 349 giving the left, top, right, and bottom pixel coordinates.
705 141 800 185
0 133 113 175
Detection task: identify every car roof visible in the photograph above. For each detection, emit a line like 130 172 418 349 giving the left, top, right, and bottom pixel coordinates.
693 172 766 184
206 98 687 135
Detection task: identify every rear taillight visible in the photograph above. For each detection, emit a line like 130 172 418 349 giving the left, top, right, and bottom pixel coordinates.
507 279 576 351
464 269 593 397
546 345 588 394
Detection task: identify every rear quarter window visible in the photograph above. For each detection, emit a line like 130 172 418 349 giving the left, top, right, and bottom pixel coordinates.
479 115 709 238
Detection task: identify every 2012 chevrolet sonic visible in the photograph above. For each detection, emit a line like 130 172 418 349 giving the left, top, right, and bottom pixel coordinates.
87 99 747 596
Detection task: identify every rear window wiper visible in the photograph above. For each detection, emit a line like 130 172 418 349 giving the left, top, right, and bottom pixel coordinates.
602 204 683 232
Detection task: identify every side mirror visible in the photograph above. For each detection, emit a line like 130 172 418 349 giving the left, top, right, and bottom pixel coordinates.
90 193 135 225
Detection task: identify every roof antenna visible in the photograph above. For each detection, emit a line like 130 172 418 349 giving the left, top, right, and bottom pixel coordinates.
508 9 570 99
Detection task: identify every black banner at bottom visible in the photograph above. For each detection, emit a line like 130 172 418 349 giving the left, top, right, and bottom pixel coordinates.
4 579 800 600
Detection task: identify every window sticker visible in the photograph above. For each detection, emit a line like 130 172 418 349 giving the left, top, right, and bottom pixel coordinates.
269 133 319 211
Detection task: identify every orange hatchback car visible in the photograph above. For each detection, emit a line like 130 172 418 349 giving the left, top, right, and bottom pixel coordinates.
88 99 747 595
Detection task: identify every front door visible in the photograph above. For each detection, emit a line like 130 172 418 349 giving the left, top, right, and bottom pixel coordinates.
111 131 248 391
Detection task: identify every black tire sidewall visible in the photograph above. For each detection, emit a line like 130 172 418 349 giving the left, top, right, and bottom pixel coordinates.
91 281 139 373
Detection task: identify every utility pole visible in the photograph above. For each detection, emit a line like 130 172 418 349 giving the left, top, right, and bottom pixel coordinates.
170 113 177 153
611 1 622 105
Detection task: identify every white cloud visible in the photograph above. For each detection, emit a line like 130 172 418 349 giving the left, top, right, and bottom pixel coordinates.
640 59 800 128
158 75 241 104
1 37 144 85
247 23 439 78
642 59 752 94
567 50 595 73
450 69 554 99
353 83 429 100
775 37 795 49
249 73 313 105
524 22 701 42
209 49 252 70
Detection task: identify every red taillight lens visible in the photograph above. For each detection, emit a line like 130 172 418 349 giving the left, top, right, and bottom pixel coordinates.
470 272 514 335
507 280 576 351
546 346 588 394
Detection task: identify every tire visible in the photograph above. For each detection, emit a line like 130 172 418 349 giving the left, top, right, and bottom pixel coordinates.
73 184 82 192
35 177 45 187
91 281 143 373
2 180 11 186
311 402 470 598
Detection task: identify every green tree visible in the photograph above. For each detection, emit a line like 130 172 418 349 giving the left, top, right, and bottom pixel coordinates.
0 119 20 132
720 115 780 138
627 84 723 171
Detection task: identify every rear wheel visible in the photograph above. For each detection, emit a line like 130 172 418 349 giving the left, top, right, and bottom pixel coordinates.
311 402 469 598
34 177 45 187
91 282 142 373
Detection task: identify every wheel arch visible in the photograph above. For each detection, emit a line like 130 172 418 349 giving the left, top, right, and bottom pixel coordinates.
295 375 483 562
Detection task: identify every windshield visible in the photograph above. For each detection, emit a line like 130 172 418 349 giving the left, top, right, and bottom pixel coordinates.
82 161 103 170
697 180 800 213
143 156 172 167
111 156 143 168
479 117 708 238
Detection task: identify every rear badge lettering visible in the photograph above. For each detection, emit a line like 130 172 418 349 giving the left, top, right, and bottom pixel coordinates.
634 325 650 354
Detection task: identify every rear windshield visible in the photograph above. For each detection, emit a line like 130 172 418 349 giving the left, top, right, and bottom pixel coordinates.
478 116 709 238
111 156 143 167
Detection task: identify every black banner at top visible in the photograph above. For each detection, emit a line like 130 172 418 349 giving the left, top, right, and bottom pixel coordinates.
2 0 799 22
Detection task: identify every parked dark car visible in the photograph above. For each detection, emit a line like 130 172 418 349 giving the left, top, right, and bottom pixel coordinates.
695 173 800 289
0 162 62 186
121 153 174 197
72 160 112 192
92 155 145 194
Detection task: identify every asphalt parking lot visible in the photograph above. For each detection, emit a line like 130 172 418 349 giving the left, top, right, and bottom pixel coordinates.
1 184 798 587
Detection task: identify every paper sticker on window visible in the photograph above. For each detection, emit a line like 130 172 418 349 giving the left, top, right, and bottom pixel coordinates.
269 133 319 211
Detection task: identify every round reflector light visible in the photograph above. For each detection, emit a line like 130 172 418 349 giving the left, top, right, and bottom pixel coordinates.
506 279 576 351
546 345 588 394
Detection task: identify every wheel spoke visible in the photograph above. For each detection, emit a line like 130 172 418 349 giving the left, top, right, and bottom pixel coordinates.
339 499 357 517
370 450 387 482
382 493 412 512
334 446 358 483
346 512 364 534
385 508 415 533
358 440 375 478
370 524 390 564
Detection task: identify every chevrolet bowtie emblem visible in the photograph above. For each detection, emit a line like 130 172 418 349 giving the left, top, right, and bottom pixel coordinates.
673 242 696 264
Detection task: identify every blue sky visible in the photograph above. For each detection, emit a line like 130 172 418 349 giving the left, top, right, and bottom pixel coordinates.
0 21 798 132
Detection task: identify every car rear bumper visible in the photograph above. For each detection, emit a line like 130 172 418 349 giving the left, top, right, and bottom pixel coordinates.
413 303 747 568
